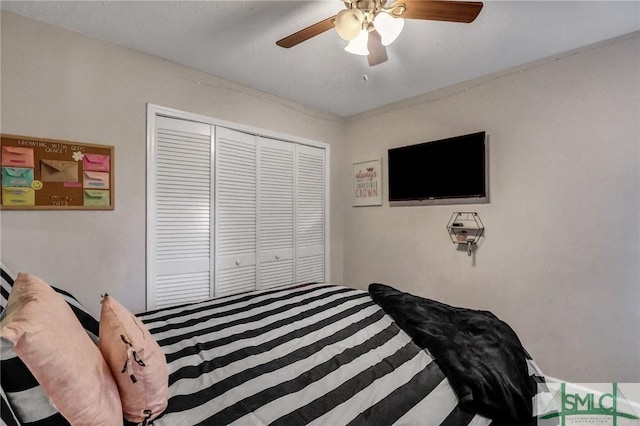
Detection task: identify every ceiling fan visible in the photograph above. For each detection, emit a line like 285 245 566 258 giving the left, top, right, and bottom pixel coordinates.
276 0 483 66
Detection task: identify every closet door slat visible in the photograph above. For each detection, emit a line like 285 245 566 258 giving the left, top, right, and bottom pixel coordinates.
258 137 295 290
295 144 326 284
215 128 257 296
148 116 213 309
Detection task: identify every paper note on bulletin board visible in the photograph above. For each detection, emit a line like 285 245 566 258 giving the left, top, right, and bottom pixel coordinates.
1 134 114 210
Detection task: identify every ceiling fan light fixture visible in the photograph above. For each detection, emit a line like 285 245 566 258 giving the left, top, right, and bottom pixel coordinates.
373 11 404 46
335 8 364 41
276 0 484 67
344 30 370 55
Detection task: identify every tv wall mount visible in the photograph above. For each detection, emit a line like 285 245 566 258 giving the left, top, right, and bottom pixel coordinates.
446 212 484 256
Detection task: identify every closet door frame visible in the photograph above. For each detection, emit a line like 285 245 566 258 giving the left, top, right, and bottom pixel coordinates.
146 103 330 310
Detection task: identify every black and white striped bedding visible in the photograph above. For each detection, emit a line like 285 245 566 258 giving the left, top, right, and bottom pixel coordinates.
0 264 15 315
138 283 493 426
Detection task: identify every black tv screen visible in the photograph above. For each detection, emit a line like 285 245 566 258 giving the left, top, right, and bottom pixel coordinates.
388 131 488 205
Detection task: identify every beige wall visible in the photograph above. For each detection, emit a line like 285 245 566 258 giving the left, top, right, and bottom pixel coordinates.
2 11 639 382
0 11 346 317
343 34 640 382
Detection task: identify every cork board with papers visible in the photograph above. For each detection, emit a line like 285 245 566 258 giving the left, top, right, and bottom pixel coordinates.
1 134 115 210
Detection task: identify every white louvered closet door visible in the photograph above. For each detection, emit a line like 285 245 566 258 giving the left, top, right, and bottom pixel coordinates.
295 144 326 284
215 128 257 296
148 116 213 309
258 137 295 290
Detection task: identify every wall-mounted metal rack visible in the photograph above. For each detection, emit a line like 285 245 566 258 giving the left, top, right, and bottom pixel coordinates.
446 212 484 256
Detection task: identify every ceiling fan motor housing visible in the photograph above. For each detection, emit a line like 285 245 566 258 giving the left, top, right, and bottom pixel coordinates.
338 0 397 38
350 0 385 23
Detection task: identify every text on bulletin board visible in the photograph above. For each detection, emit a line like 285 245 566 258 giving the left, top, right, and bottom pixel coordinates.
1 134 114 210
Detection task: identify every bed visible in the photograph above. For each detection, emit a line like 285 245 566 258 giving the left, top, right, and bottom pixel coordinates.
0 265 546 426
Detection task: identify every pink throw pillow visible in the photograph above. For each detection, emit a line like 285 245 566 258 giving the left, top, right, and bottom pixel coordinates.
0 273 123 425
99 294 169 423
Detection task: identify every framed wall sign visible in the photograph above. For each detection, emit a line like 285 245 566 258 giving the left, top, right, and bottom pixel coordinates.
353 158 382 207
1 134 115 210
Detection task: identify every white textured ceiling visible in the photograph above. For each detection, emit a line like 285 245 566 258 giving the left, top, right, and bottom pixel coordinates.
2 1 639 117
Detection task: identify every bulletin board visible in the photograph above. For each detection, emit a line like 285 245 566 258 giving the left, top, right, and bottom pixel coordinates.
1 134 114 210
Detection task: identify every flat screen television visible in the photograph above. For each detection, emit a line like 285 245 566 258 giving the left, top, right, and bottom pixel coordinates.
388 131 488 205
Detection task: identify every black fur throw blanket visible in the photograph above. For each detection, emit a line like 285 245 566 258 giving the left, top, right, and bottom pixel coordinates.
368 283 540 425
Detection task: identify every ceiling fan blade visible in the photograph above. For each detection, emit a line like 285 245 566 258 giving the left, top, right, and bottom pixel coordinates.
367 30 388 66
276 15 336 48
392 1 483 23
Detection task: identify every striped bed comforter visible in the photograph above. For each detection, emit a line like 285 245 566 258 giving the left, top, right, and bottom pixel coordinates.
138 283 492 426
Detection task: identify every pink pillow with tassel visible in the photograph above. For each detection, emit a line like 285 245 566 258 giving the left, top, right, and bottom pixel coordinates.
99 294 169 423
0 273 123 425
